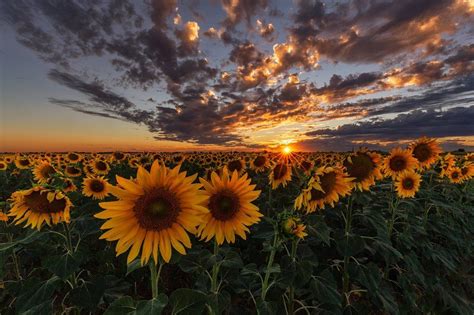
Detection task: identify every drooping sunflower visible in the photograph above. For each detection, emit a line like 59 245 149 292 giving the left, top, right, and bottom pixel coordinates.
295 166 353 213
92 159 110 175
251 155 270 173
95 161 208 265
128 157 140 168
33 161 57 184
15 156 32 169
409 137 441 169
82 176 110 200
8 187 72 230
343 149 382 191
269 162 292 189
63 178 78 193
299 160 314 175
197 168 262 245
395 171 421 198
440 153 456 178
382 147 418 179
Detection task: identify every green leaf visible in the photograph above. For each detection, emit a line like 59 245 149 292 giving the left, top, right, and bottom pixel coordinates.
19 300 52 315
169 288 208 315
135 294 168 315
70 276 106 311
104 296 136 315
42 253 80 279
126 259 143 275
0 230 41 252
16 276 61 313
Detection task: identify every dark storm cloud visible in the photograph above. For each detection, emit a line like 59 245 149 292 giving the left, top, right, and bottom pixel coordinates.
307 106 474 142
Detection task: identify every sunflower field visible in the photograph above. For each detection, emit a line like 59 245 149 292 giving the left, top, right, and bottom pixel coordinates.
0 138 473 314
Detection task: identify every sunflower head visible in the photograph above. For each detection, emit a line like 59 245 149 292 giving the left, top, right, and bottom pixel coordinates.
15 156 31 169
251 155 269 173
227 159 245 174
269 162 292 189
112 152 126 162
295 166 353 213
409 137 441 169
447 167 464 184
92 159 110 175
82 176 110 200
33 161 57 184
382 147 418 179
66 152 82 163
281 216 307 239
95 161 208 265
395 171 421 198
65 165 82 177
343 150 382 191
198 168 261 245
0 160 7 171
8 187 72 230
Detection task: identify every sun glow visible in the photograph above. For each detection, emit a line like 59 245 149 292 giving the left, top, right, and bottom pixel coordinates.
283 146 292 154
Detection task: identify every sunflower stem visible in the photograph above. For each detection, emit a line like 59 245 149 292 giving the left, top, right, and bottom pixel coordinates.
7 232 22 280
62 222 78 289
342 194 354 306
288 238 298 315
211 240 220 294
149 260 163 299
262 225 279 301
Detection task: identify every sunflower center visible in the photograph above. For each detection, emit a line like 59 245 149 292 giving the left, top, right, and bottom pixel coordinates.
41 165 55 178
134 188 180 231
90 180 105 193
413 144 431 163
253 156 266 167
24 191 66 214
310 172 337 201
95 161 107 171
66 166 81 175
389 156 407 172
451 171 459 179
228 160 243 172
273 164 288 180
19 159 30 166
209 189 239 221
344 153 374 182
402 178 414 190
114 152 125 160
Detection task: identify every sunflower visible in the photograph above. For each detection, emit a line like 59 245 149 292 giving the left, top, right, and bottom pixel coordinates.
440 153 456 178
15 156 31 169
251 155 270 173
82 176 110 200
0 160 7 171
299 160 314 175
395 171 421 198
112 152 126 163
33 161 57 184
65 165 82 178
8 187 72 230
343 149 382 191
0 212 8 222
226 159 245 174
282 217 307 239
63 178 78 193
409 137 441 169
269 162 292 189
295 166 353 213
95 161 208 265
128 157 140 168
92 159 110 175
461 163 474 181
66 152 82 163
447 167 463 184
197 168 262 245
382 148 418 179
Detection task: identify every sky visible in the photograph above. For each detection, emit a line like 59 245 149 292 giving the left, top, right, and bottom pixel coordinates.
1 0 473 152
